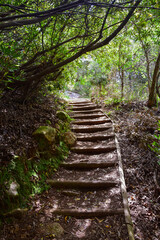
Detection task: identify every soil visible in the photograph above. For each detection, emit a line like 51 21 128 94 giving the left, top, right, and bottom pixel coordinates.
0 93 58 165
104 101 160 240
0 96 160 240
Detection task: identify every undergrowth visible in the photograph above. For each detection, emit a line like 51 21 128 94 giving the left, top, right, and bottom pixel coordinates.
0 141 69 216
0 95 71 217
149 120 160 165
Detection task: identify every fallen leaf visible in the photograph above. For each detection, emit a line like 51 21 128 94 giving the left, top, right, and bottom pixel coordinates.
95 217 104 223
105 225 111 228
65 216 68 222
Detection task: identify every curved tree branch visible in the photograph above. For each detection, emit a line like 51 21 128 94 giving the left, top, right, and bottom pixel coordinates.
25 0 142 83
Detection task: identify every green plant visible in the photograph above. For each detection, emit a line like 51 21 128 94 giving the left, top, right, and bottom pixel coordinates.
0 143 69 215
149 120 160 164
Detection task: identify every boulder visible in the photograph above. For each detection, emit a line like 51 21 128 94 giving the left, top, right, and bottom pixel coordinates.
40 222 64 238
64 131 77 146
33 126 57 151
56 111 70 122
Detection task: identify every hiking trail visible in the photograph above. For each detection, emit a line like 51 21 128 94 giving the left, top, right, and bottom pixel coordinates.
46 98 134 240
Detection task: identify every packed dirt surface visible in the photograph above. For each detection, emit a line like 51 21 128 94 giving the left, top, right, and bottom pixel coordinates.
104 101 160 240
0 94 57 166
0 96 160 240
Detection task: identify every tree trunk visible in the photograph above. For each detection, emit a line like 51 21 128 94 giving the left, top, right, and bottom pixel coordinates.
121 69 124 99
156 72 160 97
147 52 160 108
99 83 102 98
145 48 152 91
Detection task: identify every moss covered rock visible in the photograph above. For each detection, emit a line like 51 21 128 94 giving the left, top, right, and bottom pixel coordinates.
33 126 57 151
40 222 64 238
56 111 70 122
64 131 77 147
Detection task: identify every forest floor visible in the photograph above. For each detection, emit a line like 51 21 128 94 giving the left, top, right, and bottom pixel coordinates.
0 94 160 240
105 101 160 240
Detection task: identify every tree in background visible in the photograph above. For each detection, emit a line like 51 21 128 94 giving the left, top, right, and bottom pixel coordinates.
0 0 145 101
131 6 160 106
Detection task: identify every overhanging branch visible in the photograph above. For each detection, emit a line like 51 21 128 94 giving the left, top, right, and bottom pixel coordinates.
25 0 142 82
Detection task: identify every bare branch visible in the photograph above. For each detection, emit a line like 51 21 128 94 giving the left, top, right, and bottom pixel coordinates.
99 0 117 38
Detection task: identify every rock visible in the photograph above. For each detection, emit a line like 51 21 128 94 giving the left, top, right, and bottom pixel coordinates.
33 126 57 151
58 99 67 105
40 222 64 238
7 181 19 197
64 131 77 146
56 111 70 122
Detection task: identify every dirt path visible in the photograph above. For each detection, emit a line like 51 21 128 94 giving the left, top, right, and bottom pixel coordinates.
45 99 133 239
0 99 134 240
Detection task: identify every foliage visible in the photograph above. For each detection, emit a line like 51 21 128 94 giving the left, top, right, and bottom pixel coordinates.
0 0 149 100
149 121 160 163
126 109 159 149
0 102 71 215
68 4 159 102
0 143 68 215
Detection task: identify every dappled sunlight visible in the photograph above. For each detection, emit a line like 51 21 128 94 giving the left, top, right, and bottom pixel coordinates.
104 169 119 180
73 219 92 238
0 0 159 239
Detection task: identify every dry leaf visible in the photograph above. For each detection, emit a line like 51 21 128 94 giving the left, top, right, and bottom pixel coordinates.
65 216 68 222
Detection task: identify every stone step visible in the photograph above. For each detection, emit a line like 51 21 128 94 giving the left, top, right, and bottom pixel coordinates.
72 113 105 119
73 119 111 125
60 161 117 169
51 208 124 217
47 179 118 189
77 133 115 141
72 124 112 133
71 145 116 154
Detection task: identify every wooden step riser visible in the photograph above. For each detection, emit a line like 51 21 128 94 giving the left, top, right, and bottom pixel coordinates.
72 127 112 133
77 135 115 141
71 146 116 154
60 162 117 170
52 208 124 217
70 110 102 114
72 115 105 119
47 180 118 189
70 106 97 111
68 103 94 107
68 101 91 105
73 120 111 125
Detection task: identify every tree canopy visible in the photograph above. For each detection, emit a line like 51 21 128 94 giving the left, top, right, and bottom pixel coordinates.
0 0 159 100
